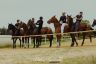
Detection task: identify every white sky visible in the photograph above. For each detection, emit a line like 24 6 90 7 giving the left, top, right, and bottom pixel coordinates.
0 0 96 28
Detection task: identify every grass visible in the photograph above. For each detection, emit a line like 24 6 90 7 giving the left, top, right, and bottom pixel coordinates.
61 56 96 64
0 44 12 48
0 38 96 64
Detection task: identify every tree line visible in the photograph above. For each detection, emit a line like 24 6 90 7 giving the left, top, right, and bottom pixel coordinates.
0 27 9 35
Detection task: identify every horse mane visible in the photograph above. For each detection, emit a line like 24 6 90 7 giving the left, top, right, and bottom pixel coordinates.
10 24 17 30
67 16 73 27
52 16 61 27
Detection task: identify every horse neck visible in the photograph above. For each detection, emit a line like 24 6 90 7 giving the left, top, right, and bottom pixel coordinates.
11 26 17 35
23 23 28 31
68 18 73 27
53 20 61 29
53 21 61 33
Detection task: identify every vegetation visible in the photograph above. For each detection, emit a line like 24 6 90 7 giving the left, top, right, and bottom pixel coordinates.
0 27 9 35
81 20 90 24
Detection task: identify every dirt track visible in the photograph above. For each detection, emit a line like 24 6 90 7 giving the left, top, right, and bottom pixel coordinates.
0 38 96 64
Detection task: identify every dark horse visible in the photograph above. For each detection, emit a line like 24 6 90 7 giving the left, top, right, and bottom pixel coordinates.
8 23 23 48
27 19 53 48
65 15 92 46
92 19 96 36
19 22 30 48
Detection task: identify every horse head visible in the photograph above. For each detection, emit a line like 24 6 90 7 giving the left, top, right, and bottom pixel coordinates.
47 15 59 24
27 19 35 29
8 23 15 30
66 15 73 27
92 19 96 27
8 23 16 35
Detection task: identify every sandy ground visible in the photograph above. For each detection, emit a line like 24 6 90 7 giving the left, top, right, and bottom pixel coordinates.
0 38 96 64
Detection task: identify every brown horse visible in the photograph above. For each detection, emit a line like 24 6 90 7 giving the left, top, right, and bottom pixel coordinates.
47 16 62 47
27 20 53 48
65 15 92 46
19 22 30 48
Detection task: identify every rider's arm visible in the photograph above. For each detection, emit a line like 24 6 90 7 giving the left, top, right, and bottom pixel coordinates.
59 16 62 22
36 21 39 25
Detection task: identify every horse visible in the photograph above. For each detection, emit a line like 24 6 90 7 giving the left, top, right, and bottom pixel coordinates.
27 20 53 48
47 16 62 47
66 15 92 46
64 15 78 46
8 23 23 48
92 19 96 36
19 22 30 48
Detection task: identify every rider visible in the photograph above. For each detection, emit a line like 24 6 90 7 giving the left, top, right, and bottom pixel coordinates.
59 12 67 33
15 19 20 35
15 19 20 29
32 18 35 23
31 18 35 28
36 16 43 34
75 12 83 31
92 19 96 27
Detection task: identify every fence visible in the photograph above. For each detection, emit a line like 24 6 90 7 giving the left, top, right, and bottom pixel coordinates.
0 30 96 44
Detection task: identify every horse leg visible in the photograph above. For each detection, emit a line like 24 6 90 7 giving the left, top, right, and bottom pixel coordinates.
27 37 29 48
33 37 36 48
73 34 78 46
24 37 27 48
38 38 41 48
38 37 42 46
40 37 42 46
89 33 92 43
14 38 17 48
37 37 41 48
71 38 75 47
49 36 53 47
57 39 61 48
19 38 22 48
36 38 38 48
81 33 86 46
22 37 25 48
70 34 75 47
74 37 78 46
49 38 52 47
31 37 33 45
12 38 15 48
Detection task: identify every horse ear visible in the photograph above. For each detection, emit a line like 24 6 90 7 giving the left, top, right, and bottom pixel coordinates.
53 15 56 17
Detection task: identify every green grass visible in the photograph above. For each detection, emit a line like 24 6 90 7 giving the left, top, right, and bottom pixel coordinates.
0 44 12 48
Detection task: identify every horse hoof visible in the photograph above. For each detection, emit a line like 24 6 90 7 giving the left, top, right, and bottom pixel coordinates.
49 46 52 48
76 44 78 47
71 45 74 47
57 46 60 48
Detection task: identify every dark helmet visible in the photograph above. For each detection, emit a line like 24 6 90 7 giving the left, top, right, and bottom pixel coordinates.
32 18 34 20
17 19 20 22
80 12 83 14
40 16 43 20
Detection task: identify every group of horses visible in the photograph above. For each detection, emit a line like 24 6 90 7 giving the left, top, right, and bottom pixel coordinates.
8 20 53 48
8 15 94 48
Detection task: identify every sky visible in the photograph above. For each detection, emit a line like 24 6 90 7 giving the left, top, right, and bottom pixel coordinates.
0 0 96 29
